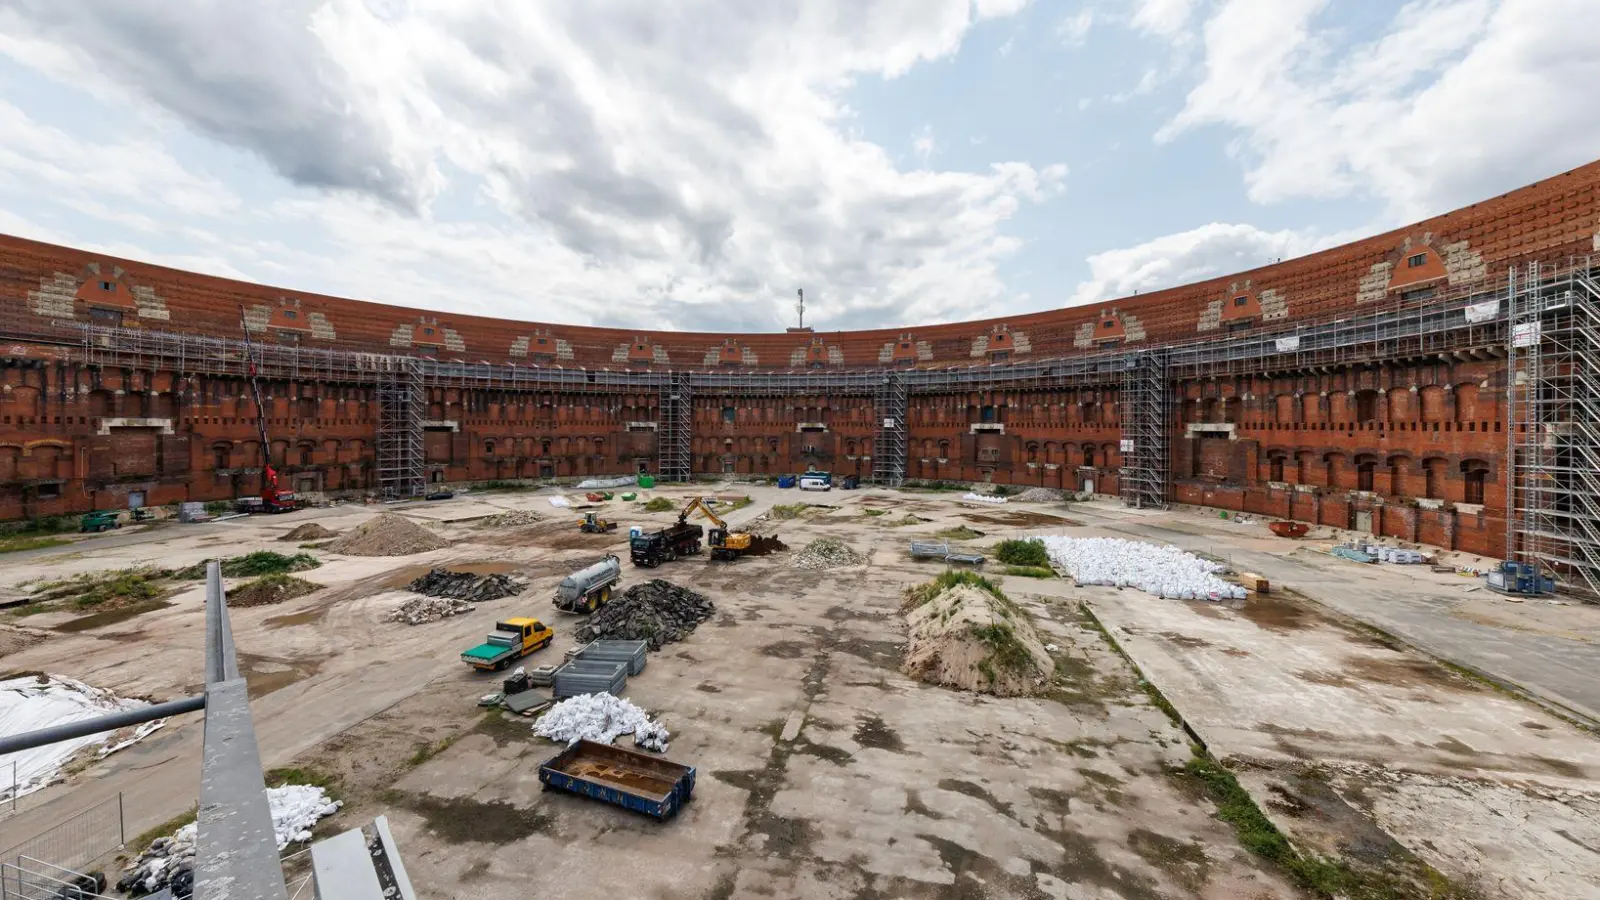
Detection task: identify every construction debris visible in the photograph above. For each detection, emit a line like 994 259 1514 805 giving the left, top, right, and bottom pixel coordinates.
963 492 1008 504
1015 487 1067 502
534 693 671 752
228 574 321 608
573 579 714 650
278 523 338 542
324 513 448 556
791 537 866 569
119 785 340 895
407 568 523 602
478 509 542 528
387 596 475 625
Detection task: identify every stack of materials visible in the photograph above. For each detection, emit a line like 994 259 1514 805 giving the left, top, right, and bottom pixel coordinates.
552 658 628 699
1377 547 1427 564
575 640 649 675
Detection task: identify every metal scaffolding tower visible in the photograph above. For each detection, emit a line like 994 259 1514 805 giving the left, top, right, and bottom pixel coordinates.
1507 259 1600 597
872 372 909 486
376 358 426 500
658 372 693 482
1119 350 1169 509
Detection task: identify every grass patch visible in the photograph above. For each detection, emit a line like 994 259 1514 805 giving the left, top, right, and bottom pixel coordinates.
994 538 1049 567
863 508 887 517
474 480 539 493
970 622 1035 677
266 766 342 801
933 525 985 541
0 535 72 555
173 551 321 580
885 514 928 527
643 497 675 512
408 736 458 767
715 496 754 513
1003 565 1055 578
27 567 169 611
769 503 813 519
898 480 971 493
902 568 1007 609
229 573 321 608
128 805 198 855
298 541 334 550
0 515 78 537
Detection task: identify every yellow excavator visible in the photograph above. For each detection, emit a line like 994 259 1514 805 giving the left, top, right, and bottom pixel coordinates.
678 497 781 561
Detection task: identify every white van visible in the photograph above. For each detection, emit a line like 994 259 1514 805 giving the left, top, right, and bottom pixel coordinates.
798 474 832 491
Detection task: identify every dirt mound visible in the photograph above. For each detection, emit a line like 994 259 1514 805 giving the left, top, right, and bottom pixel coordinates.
574 579 714 650
478 509 542 528
791 538 865 569
324 514 448 556
901 578 1053 697
740 534 788 557
229 575 321 608
407 568 523 602
279 523 338 542
387 596 475 625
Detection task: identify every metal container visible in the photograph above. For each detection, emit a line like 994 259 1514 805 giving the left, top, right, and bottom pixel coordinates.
552 659 628 699
577 640 649 675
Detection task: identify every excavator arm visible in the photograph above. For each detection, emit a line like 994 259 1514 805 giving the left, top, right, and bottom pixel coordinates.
678 497 727 530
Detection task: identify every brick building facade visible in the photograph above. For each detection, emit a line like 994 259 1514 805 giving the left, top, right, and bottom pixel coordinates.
3 160 1599 559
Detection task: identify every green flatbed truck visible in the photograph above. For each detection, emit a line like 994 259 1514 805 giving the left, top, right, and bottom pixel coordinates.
461 617 554 671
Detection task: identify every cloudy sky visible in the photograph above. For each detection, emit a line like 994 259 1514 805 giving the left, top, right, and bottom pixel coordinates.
0 0 1595 333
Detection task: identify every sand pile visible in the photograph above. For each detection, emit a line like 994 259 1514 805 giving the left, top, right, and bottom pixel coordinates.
278 523 338 542
228 575 320 608
900 577 1054 697
324 514 448 556
479 509 542 528
791 538 866 569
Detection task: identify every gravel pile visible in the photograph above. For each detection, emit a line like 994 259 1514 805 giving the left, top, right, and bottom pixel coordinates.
479 509 542 528
278 523 338 542
387 595 476 625
325 513 448 556
533 693 671 752
1015 487 1067 502
791 538 866 570
574 579 714 650
407 568 523 602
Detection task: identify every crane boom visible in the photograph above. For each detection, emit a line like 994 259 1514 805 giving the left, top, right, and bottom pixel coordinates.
237 307 296 512
678 497 727 530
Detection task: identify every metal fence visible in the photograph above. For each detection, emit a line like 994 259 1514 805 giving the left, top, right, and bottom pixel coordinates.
0 795 124 880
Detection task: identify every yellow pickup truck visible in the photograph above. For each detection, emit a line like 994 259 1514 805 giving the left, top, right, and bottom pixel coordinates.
460 617 554 671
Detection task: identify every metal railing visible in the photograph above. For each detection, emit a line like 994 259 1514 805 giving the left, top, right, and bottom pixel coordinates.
0 795 122 884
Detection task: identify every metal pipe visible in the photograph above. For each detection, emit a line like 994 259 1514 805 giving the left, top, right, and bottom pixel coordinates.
0 695 205 757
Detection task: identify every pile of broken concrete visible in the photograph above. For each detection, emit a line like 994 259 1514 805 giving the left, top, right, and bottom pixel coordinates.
574 579 714 650
406 568 523 602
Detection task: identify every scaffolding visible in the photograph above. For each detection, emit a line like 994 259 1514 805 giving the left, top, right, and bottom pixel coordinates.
872 372 908 486
1507 259 1600 597
1119 350 1169 509
658 372 693 482
376 357 426 500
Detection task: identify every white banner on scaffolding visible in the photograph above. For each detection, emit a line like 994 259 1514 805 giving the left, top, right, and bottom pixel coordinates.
1513 322 1541 348
1464 300 1500 323
1275 336 1301 352
1120 439 1134 452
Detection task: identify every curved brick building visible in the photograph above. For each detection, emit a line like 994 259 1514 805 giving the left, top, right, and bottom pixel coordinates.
3 160 1599 575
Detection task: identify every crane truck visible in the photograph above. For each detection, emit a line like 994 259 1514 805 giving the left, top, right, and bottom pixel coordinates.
237 307 300 514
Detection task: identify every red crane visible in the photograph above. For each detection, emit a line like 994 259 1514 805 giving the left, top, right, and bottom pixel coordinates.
238 307 299 513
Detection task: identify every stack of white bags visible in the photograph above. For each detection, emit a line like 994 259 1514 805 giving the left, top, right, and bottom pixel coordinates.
1039 536 1245 601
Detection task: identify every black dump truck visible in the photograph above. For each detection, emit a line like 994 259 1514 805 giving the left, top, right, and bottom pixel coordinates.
630 522 703 567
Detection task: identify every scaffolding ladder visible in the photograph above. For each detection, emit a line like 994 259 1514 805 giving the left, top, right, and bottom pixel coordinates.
1508 259 1600 597
1119 350 1169 509
658 372 693 482
376 357 426 500
872 372 909 486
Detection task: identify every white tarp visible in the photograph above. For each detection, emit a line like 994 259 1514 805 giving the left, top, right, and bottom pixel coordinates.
1464 300 1500 324
548 496 572 508
962 492 1008 504
0 675 163 801
575 476 636 489
1275 335 1301 353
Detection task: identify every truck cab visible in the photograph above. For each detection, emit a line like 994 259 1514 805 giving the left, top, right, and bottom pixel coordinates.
461 617 555 671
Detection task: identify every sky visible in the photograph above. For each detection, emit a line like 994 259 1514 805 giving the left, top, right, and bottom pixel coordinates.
0 0 1595 334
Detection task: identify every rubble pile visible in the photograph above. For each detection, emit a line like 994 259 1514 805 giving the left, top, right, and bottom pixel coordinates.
119 785 339 896
574 579 714 650
1015 487 1067 502
387 596 475 625
479 509 542 528
278 523 338 542
407 568 523 602
533 692 671 752
324 513 448 556
791 538 866 570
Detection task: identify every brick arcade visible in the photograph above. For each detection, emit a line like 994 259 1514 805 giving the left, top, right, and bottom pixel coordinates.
3 160 1599 561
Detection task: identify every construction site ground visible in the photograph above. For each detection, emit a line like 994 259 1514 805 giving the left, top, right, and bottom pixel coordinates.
1 486 1597 899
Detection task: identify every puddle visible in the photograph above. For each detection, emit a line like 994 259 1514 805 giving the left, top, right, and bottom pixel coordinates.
263 607 330 629
1225 592 1315 631
53 600 173 633
1343 654 1478 693
237 651 325 699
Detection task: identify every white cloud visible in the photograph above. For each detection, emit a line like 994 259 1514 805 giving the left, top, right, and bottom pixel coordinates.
1129 0 1199 41
1068 221 1351 305
1159 0 1600 218
912 125 937 166
1056 8 1096 47
0 0 1065 331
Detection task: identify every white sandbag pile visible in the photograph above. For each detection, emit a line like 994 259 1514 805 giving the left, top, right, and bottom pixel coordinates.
1016 487 1066 502
118 784 340 895
1039 536 1245 601
963 492 1009 504
533 693 670 752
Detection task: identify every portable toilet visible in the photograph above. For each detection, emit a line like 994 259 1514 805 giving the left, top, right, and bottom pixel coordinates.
629 525 643 539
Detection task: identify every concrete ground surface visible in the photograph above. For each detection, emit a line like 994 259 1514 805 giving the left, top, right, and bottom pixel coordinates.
0 486 1593 899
